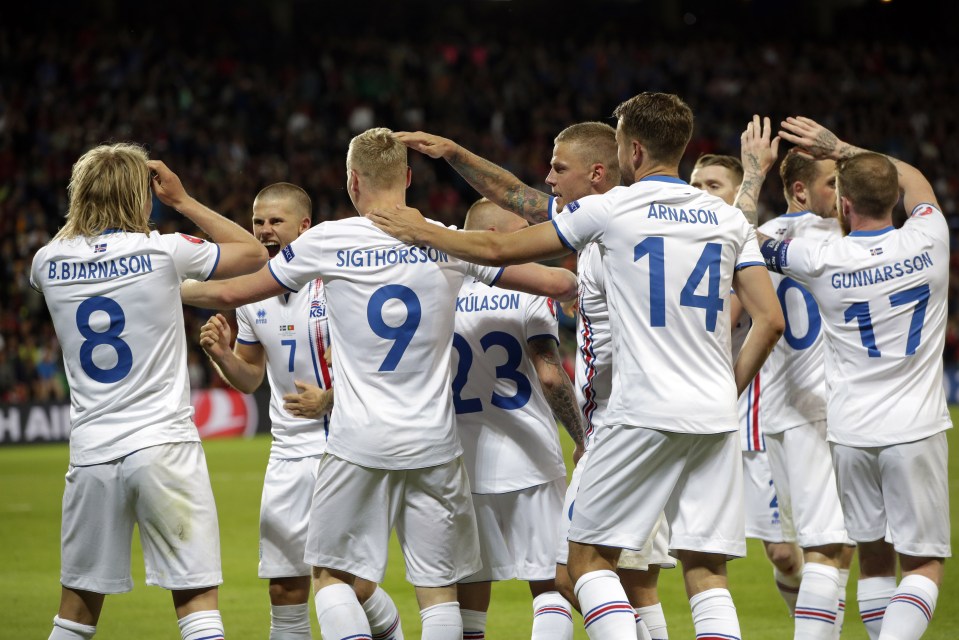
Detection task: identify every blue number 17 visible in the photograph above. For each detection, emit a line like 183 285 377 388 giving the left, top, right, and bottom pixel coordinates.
844 284 930 357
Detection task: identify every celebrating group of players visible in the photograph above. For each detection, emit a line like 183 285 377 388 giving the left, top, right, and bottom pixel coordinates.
31 91 950 640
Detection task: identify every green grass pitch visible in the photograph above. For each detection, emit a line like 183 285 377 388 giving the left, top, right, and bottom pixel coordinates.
2 415 956 638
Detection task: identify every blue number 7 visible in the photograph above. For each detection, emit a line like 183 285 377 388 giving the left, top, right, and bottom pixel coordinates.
281 339 296 371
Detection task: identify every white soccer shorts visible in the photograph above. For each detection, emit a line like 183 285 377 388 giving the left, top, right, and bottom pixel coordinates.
568 425 746 558
742 450 788 543
557 450 675 569
304 454 481 586
460 478 565 583
765 422 848 548
60 442 222 593
259 455 322 579
831 432 951 558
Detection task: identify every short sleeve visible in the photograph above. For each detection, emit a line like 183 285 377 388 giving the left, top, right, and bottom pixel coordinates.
267 223 328 292
778 237 822 287
905 203 949 248
524 295 559 345
29 250 45 293
465 262 504 286
161 232 221 282
550 193 610 253
235 305 258 345
735 226 765 271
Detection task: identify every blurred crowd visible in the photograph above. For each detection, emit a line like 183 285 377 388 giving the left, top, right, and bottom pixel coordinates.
3 3 959 403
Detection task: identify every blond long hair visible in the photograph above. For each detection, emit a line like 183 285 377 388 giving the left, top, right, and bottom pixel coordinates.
55 143 152 240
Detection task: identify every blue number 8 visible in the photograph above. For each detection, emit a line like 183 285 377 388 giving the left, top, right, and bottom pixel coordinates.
367 284 422 372
76 296 133 383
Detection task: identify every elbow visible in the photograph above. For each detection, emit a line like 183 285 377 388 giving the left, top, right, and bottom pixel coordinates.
548 270 578 302
767 309 786 343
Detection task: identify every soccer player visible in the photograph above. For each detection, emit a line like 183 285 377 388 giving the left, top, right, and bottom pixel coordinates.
737 116 853 640
396 121 675 640
690 154 806 617
188 182 403 640
178 127 578 640
453 198 585 640
759 116 951 640
371 92 785 640
30 144 268 640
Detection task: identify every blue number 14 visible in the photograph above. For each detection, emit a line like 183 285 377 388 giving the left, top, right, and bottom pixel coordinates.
633 237 724 332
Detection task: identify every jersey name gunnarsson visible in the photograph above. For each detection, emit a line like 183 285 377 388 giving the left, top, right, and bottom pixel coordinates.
762 204 951 446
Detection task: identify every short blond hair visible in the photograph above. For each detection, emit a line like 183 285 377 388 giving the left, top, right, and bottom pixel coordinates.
56 143 152 240
613 92 693 165
347 127 408 190
555 122 621 186
254 182 313 222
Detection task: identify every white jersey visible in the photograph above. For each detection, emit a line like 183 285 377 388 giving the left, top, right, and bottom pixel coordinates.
553 176 764 434
757 212 838 433
731 311 764 451
268 216 502 469
452 278 566 493
235 279 332 460
30 230 220 465
769 203 952 446
548 196 612 446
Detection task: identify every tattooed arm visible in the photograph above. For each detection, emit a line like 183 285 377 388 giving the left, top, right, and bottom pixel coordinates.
528 336 585 463
779 116 938 212
394 131 551 224
734 115 780 227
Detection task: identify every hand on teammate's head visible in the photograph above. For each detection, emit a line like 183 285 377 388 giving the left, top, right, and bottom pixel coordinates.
392 131 456 159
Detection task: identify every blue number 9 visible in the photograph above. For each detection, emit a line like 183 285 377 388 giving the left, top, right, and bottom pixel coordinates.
367 284 422 372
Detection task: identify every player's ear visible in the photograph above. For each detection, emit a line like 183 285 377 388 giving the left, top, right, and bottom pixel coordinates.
793 181 807 206
405 166 412 189
590 163 605 185
299 217 311 233
348 170 360 197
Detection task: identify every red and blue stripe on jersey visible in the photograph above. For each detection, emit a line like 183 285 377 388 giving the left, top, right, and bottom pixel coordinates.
578 290 599 443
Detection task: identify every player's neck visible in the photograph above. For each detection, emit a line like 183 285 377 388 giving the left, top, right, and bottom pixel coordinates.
848 214 893 233
633 163 679 183
356 192 407 217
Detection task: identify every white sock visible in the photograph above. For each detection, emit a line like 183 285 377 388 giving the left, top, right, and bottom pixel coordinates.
774 566 803 616
574 569 636 639
270 603 311 640
858 576 895 640
635 603 668 639
315 583 371 640
49 616 96 639
879 574 938 640
178 610 225 640
833 568 850 640
689 588 741 640
794 562 840 639
419 602 461 640
635 613 652 640
531 591 573 640
460 608 487 640
362 587 404 640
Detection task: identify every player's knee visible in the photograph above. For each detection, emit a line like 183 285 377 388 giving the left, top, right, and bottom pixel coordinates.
765 542 801 574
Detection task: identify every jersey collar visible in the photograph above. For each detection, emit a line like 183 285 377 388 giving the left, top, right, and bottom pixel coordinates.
847 226 895 237
639 175 687 185
780 210 813 218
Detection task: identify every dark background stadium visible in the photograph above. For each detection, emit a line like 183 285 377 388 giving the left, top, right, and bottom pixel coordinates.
3 0 959 404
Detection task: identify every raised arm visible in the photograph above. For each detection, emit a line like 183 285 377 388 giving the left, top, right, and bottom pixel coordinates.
395 131 551 224
199 313 266 394
778 116 939 212
181 264 286 310
148 160 268 278
730 265 785 395
368 205 571 266
734 115 780 226
528 337 585 464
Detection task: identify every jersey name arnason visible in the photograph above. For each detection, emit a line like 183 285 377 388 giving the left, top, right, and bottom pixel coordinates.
45 255 154 282
830 251 934 289
647 203 719 226
456 292 521 313
335 246 450 268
